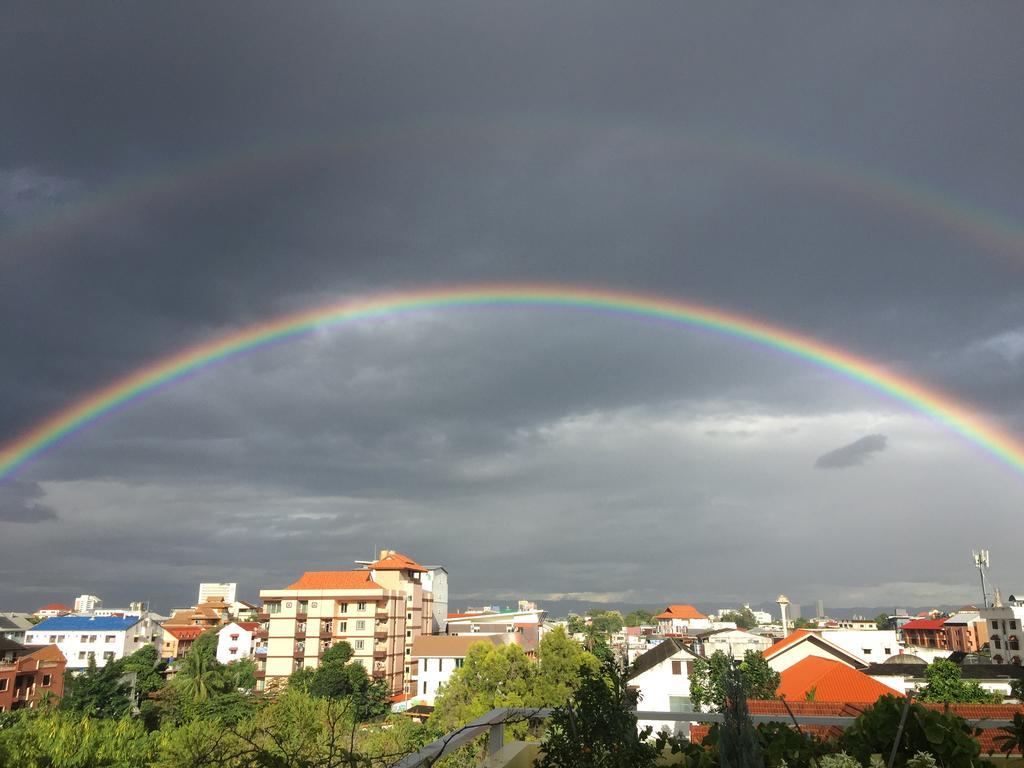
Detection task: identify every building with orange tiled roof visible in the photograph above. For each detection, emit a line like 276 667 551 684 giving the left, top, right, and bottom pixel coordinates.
777 656 902 702
258 549 444 697
654 604 711 636
901 618 950 651
764 628 900 672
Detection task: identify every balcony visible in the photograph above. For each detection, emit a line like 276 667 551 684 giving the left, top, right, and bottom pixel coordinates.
319 623 332 638
374 624 388 639
373 646 387 659
376 609 389 620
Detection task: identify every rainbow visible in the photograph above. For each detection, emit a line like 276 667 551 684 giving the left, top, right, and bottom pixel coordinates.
6 118 1024 267
1 283 1023 483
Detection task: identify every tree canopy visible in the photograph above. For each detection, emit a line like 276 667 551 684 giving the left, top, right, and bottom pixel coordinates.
916 659 1002 704
690 650 780 711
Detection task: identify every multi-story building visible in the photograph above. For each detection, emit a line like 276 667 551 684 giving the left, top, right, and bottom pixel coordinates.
981 604 1024 665
0 613 35 644
943 611 988 653
198 582 238 605
161 625 205 661
408 634 505 706
0 644 66 712
24 615 161 670
654 605 711 636
73 595 103 613
901 619 951 651
257 550 439 695
216 621 261 665
696 628 773 660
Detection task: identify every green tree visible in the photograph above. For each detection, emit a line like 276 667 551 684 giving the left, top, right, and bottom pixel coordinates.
586 609 624 634
61 655 134 718
176 648 227 701
624 609 655 627
120 644 166 700
917 658 1002 704
537 627 601 707
566 614 586 634
720 607 759 630
1011 678 1024 701
429 642 540 735
223 657 257 690
0 709 155 767
690 650 780 711
875 613 891 631
538 660 661 768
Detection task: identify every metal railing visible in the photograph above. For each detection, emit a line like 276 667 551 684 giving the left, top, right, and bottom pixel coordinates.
390 707 1018 768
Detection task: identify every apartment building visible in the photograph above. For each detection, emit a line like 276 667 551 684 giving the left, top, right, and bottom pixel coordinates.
943 611 988 653
73 594 103 613
257 550 439 695
25 615 160 670
0 613 35 644
981 603 1024 665
900 619 950 651
216 621 261 665
0 645 66 712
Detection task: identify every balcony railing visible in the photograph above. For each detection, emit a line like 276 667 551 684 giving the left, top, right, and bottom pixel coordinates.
389 707 1020 768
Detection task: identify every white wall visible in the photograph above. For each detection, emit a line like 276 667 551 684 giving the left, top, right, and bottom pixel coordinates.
217 623 255 665
704 630 773 660
820 630 898 663
631 648 697 738
412 655 461 705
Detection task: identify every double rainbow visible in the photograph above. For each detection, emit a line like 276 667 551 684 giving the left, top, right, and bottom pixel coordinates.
1 284 1022 482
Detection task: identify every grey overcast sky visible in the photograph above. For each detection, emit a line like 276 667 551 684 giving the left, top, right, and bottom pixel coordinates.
1 2 1022 613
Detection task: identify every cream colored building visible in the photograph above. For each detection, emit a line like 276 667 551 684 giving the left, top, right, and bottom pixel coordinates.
257 551 437 695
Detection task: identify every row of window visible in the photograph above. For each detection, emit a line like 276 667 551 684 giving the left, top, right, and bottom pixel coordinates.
76 651 115 661
992 620 1019 631
41 634 118 644
0 675 51 692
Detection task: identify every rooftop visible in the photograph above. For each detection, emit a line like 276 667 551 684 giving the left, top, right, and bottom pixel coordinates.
30 615 141 632
901 618 948 631
284 570 382 591
778 656 903 702
367 551 429 573
654 604 707 621
411 634 505 658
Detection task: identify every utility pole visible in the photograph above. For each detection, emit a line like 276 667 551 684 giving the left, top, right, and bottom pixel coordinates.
973 549 991 608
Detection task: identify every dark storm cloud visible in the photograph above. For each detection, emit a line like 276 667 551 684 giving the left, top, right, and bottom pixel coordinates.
1 2 1023 609
815 434 888 469
0 481 59 523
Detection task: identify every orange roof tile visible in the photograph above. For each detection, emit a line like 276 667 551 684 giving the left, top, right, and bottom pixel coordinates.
654 604 707 620
235 622 260 631
777 656 902 702
901 618 947 631
37 603 70 611
165 626 205 640
367 552 428 573
285 570 382 590
763 629 816 658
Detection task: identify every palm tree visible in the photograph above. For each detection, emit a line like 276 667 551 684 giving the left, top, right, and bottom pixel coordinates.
176 649 223 700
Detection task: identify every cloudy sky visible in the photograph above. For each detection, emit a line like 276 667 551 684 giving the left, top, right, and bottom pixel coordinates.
2 2 1022 614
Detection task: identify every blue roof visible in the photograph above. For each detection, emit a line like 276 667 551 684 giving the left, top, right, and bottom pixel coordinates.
30 615 141 632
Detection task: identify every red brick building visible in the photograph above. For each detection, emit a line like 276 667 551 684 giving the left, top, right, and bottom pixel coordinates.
901 618 950 650
0 644 66 712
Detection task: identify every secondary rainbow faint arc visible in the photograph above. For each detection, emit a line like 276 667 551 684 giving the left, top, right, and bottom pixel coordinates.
1 283 1022 482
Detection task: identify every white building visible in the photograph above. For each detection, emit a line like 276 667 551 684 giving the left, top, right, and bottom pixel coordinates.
819 629 899 663
73 595 103 613
653 605 711 636
198 582 238 606
627 638 700 738
216 621 260 665
697 628 773 660
25 614 161 670
980 604 1024 665
408 634 505 706
420 568 449 634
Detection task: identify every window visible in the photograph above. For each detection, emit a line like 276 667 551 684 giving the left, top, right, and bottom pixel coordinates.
57 635 65 642
354 639 365 650
357 602 367 611
41 675 51 687
862 648 872 655
297 601 308 615
1012 621 1019 631
405 648 411 656
337 621 347 633
0 680 7 692
48 635 56 643
103 651 114 661
671 660 682 675
80 635 89 642
407 613 412 620
231 634 239 641
267 602 281 614
78 651 86 660
406 630 412 638
356 620 366 631
994 637 1002 649
455 658 464 668
339 603 348 614
105 635 116 643
669 696 693 713
89 635 97 643
993 620 1000 629
422 680 427 695
884 647 892 655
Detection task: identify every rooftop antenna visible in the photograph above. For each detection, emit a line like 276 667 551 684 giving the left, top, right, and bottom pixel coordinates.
972 549 991 608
